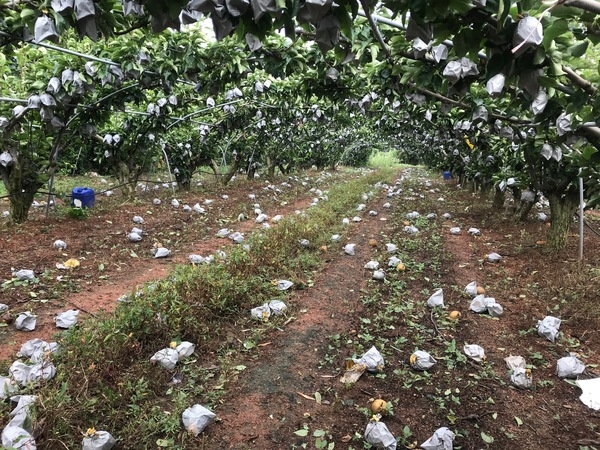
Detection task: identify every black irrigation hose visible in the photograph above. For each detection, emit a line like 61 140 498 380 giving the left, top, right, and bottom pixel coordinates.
584 218 600 237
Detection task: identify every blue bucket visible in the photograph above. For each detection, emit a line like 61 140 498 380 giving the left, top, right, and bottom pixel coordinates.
443 171 451 180
71 187 95 208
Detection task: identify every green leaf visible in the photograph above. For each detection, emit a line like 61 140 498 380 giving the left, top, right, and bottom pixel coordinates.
569 40 588 57
334 6 353 39
347 0 359 18
450 0 474 13
31 80 45 90
20 9 36 20
498 0 511 27
481 431 494 443
314 391 322 404
542 18 569 48
313 429 326 437
294 429 308 436
452 29 469 57
315 437 328 449
234 365 247 371
515 416 523 426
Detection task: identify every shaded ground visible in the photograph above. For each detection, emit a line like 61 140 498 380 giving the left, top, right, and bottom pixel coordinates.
3 168 600 449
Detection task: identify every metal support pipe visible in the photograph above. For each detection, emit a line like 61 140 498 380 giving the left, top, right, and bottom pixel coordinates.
0 97 28 104
33 41 121 66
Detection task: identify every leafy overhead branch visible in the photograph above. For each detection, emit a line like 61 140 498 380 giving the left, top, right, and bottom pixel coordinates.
412 85 533 126
358 2 392 61
114 19 151 36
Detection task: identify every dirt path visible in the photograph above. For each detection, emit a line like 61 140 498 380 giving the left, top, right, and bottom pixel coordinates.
202 186 396 448
199 173 600 450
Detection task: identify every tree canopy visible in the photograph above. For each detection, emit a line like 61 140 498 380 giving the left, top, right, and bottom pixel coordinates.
1 0 600 251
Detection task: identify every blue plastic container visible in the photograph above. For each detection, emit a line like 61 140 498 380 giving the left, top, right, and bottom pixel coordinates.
443 171 451 180
71 187 95 208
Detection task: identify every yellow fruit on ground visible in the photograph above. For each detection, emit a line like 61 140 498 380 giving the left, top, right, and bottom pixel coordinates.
448 310 461 320
371 399 387 414
319 245 328 252
409 353 417 365
403 220 410 226
63 258 80 269
396 263 406 272
476 286 485 295
368 239 377 247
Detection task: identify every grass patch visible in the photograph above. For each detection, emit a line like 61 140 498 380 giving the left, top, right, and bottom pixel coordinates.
368 150 401 169
13 167 398 449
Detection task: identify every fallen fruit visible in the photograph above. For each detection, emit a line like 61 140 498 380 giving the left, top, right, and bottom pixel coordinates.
319 245 328 252
63 258 80 269
371 399 387 414
396 263 406 272
403 220 410 226
448 310 461 320
368 239 377 247
476 286 485 295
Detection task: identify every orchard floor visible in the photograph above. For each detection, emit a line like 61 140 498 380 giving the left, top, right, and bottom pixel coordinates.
2 168 600 450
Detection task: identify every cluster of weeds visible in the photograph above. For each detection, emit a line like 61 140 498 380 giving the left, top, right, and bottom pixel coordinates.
337 170 512 447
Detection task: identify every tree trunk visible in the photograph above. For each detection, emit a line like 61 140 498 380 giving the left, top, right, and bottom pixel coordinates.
115 162 136 198
515 200 535 221
1 151 43 224
209 159 220 182
508 186 521 213
278 163 291 175
266 155 276 180
546 190 579 252
178 178 191 191
479 180 491 198
9 190 37 224
221 153 241 186
492 185 505 209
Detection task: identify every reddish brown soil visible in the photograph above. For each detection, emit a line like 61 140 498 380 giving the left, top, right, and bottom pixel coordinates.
3 170 600 450
197 174 600 450
202 200 392 449
0 173 331 361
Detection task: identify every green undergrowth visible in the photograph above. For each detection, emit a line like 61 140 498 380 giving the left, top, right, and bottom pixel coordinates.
319 170 508 449
12 167 397 449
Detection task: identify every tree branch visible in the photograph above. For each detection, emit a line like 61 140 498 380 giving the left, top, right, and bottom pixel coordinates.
114 19 150 35
562 0 600 14
563 65 597 95
578 126 600 151
358 2 392 60
412 85 534 125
